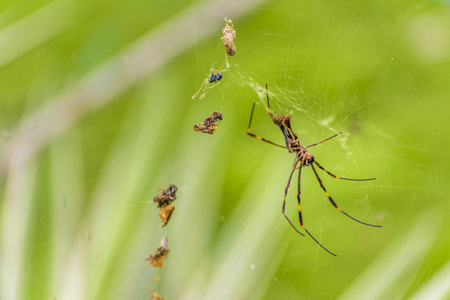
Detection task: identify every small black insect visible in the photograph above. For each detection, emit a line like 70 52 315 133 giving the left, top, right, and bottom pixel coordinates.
209 72 222 83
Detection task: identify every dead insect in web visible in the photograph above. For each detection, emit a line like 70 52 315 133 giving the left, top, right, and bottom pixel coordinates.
146 236 169 268
149 288 165 300
158 204 175 227
153 184 177 226
247 84 381 256
192 70 225 99
209 72 223 83
153 183 177 208
194 111 223 135
221 17 236 56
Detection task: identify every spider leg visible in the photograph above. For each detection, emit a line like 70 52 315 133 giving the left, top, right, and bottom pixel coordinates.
247 103 292 150
282 158 305 237
297 165 337 256
265 84 274 118
305 132 343 148
311 164 381 228
314 160 376 181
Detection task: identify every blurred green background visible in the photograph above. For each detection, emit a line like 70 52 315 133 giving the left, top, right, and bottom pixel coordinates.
1 0 450 299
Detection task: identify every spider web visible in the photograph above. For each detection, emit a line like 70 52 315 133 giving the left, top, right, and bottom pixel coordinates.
188 1 450 299
2 0 450 300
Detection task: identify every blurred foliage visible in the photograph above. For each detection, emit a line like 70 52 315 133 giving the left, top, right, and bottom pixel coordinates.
1 0 450 299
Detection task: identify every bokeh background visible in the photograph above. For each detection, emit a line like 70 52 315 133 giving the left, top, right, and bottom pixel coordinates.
1 0 450 299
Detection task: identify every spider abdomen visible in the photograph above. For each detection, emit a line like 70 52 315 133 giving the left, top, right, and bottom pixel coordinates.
272 114 285 126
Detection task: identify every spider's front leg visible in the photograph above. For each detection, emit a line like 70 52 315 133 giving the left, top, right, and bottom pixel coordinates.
247 103 291 150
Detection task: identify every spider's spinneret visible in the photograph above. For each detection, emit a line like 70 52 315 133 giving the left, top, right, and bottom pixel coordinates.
300 148 314 166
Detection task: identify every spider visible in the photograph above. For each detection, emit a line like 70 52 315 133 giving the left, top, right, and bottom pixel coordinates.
247 84 381 256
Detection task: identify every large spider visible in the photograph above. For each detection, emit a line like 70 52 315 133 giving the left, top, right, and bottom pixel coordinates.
247 85 381 256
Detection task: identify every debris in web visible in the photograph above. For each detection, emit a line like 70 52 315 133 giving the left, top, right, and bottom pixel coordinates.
153 183 178 226
221 17 236 57
209 72 223 83
146 236 169 268
192 17 237 99
149 288 165 300
192 68 227 99
153 183 177 208
158 204 175 227
194 111 223 135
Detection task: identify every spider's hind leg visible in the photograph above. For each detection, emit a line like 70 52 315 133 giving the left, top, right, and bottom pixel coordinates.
311 164 381 228
282 158 305 237
296 165 337 256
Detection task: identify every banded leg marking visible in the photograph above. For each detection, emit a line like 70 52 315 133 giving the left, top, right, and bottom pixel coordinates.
311 164 381 228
